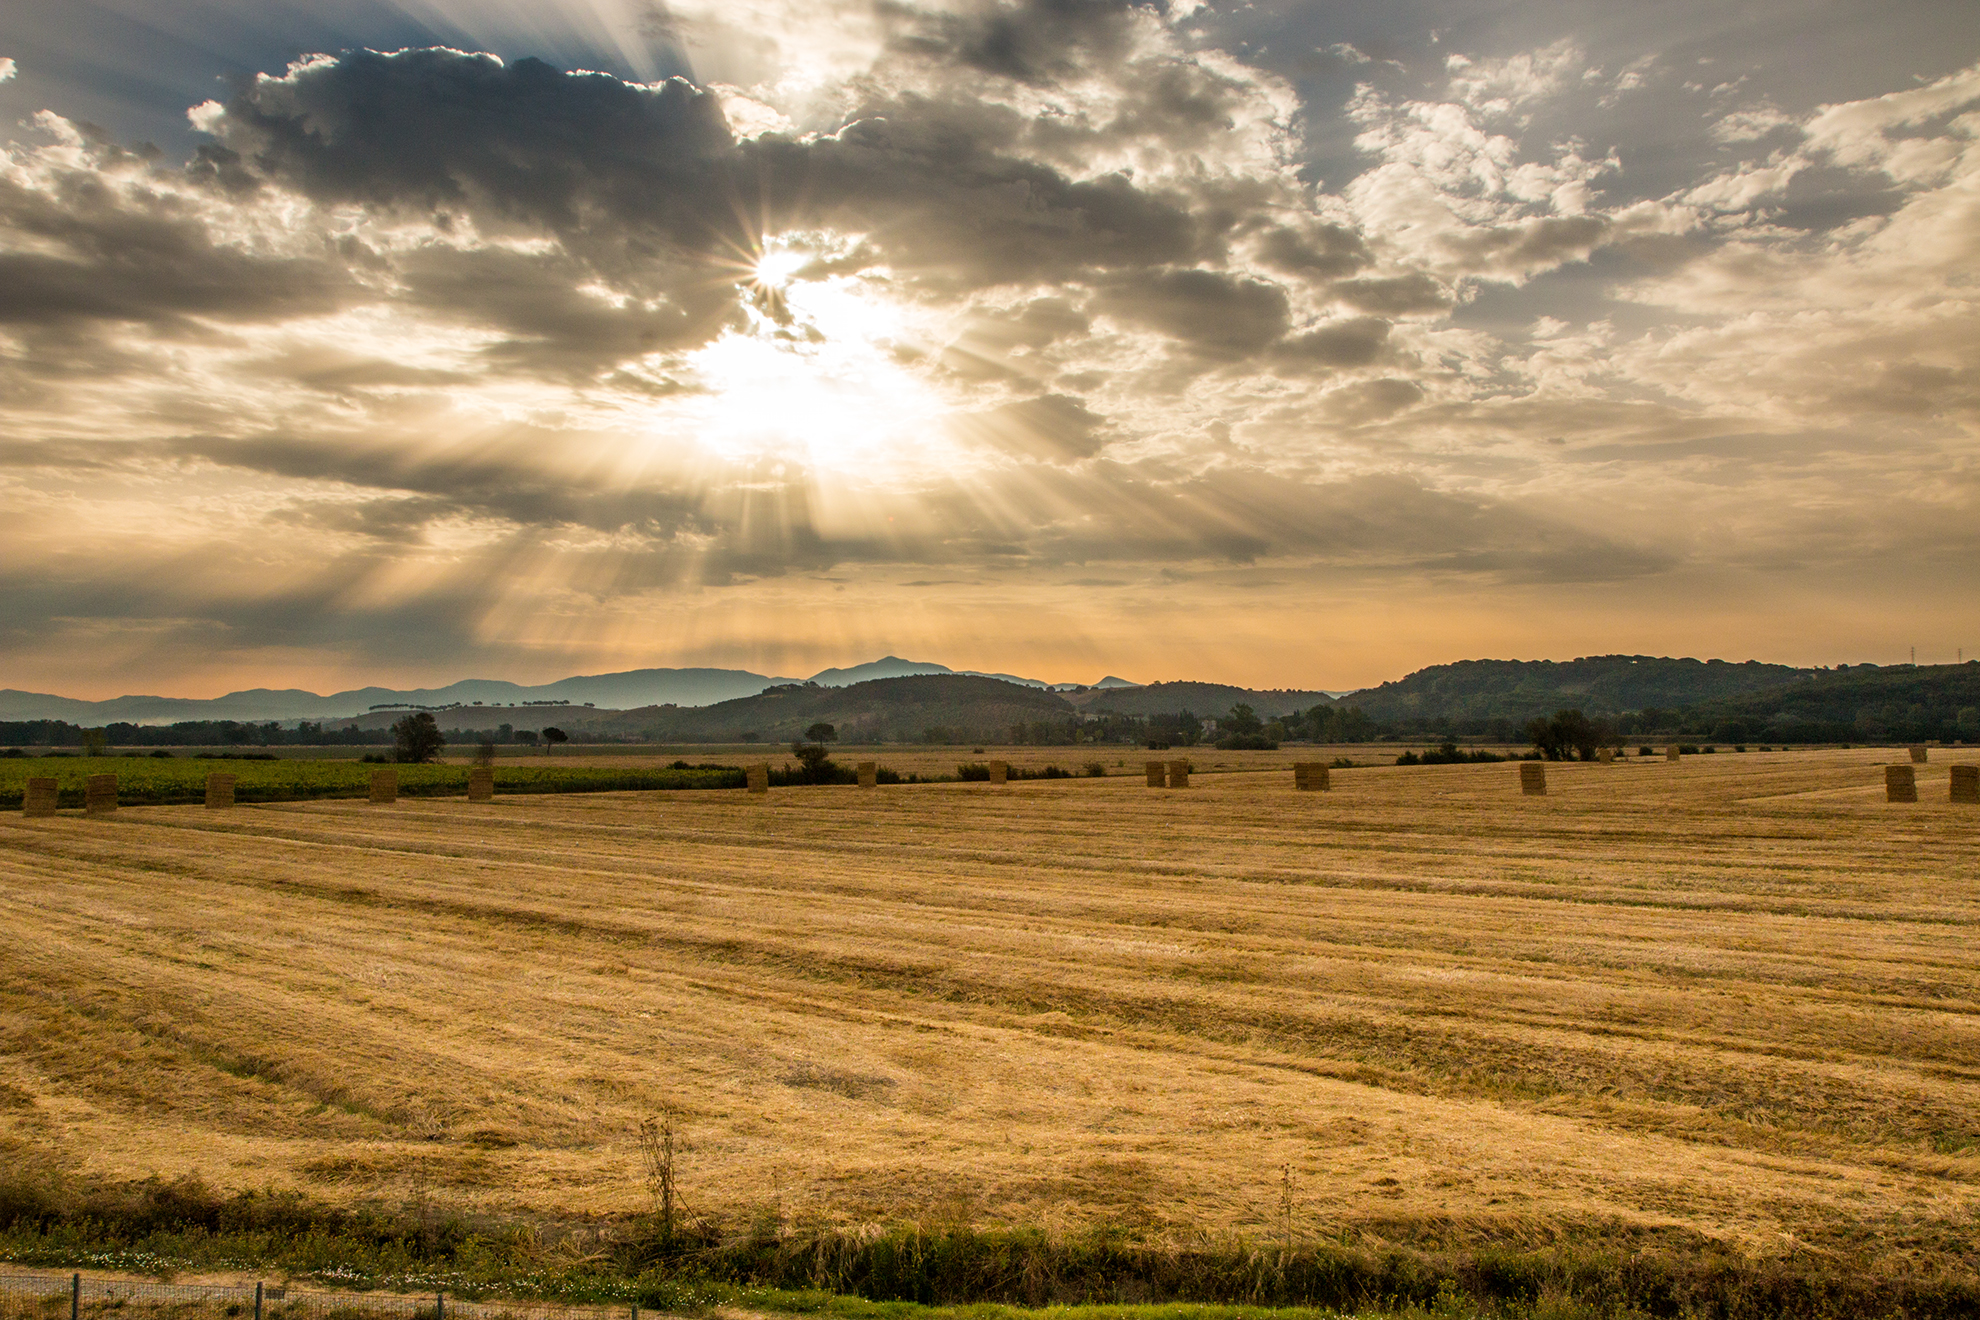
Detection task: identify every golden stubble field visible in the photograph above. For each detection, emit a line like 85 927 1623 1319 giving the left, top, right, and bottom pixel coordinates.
1 747 1976 1261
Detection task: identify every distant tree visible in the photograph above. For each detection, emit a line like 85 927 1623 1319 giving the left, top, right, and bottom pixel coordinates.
804 722 837 743
391 712 445 764
541 727 568 753
1216 701 1278 749
514 729 538 747
80 727 108 757
1224 703 1264 736
1526 709 1605 761
789 739 840 784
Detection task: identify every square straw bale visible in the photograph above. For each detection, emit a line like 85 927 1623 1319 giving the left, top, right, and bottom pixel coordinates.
1948 764 1978 804
1884 763 1917 803
204 773 236 809
23 776 58 817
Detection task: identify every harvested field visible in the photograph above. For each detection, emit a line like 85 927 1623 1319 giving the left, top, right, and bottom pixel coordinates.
0 748 1976 1268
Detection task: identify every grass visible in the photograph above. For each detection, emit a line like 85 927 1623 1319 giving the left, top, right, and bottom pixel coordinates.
0 759 742 809
0 747 1977 1315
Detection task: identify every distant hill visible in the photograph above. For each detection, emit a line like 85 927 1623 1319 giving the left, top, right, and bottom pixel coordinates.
804 655 1092 690
1343 656 1815 724
1078 681 1336 720
0 656 1108 724
0 667 801 724
1675 662 1980 742
592 674 1077 743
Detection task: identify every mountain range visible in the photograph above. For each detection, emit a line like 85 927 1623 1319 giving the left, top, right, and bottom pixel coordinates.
8 654 1968 742
0 657 1143 725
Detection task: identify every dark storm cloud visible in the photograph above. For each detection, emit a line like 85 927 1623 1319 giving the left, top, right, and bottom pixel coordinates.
0 171 351 328
950 393 1109 461
163 432 707 535
208 49 734 227
1094 267 1289 356
747 105 1201 284
196 46 1213 359
206 49 1206 285
1329 272 1451 316
1275 316 1391 367
893 0 1156 85
1255 223 1370 279
395 244 735 375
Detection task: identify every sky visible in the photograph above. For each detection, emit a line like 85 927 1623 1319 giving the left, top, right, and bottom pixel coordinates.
0 0 1975 698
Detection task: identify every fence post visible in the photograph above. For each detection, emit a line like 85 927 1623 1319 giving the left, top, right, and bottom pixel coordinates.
437 1293 445 1320
632 1305 640 1320
254 1282 262 1320
71 1273 80 1320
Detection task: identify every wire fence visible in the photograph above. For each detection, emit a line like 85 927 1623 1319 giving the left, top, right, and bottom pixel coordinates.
0 1275 640 1320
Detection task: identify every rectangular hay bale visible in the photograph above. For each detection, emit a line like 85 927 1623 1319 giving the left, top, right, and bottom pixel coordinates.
1884 763 1917 803
1909 745 1928 764
1520 762 1547 796
746 763 769 795
988 760 1008 786
857 761 877 788
1145 761 1166 787
368 768 398 804
468 767 494 802
1951 764 1979 804
1665 745 1681 761
1293 762 1329 791
204 773 236 809
85 773 117 815
1166 759 1190 789
23 777 58 817
1596 747 1614 764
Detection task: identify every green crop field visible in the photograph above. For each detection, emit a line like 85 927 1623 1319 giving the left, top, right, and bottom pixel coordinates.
0 757 741 809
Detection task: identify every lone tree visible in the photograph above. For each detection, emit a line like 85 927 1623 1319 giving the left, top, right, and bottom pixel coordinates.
804 722 837 743
391 711 445 764
788 738 841 784
1526 709 1608 761
540 726 568 753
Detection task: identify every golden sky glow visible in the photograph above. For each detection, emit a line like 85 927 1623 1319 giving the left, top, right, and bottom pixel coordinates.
0 2 1975 698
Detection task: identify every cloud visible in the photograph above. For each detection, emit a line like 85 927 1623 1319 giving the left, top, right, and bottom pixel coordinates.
1095 267 1290 356
0 57 16 84
0 16 1976 693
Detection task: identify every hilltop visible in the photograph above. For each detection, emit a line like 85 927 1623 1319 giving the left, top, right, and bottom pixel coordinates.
1343 655 1815 723
592 674 1078 744
1077 681 1336 720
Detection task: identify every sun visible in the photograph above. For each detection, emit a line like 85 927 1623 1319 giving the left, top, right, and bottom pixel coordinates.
754 247 810 289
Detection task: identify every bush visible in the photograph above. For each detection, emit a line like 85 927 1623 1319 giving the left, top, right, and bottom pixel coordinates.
1082 762 1106 777
956 763 990 781
1214 733 1278 750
